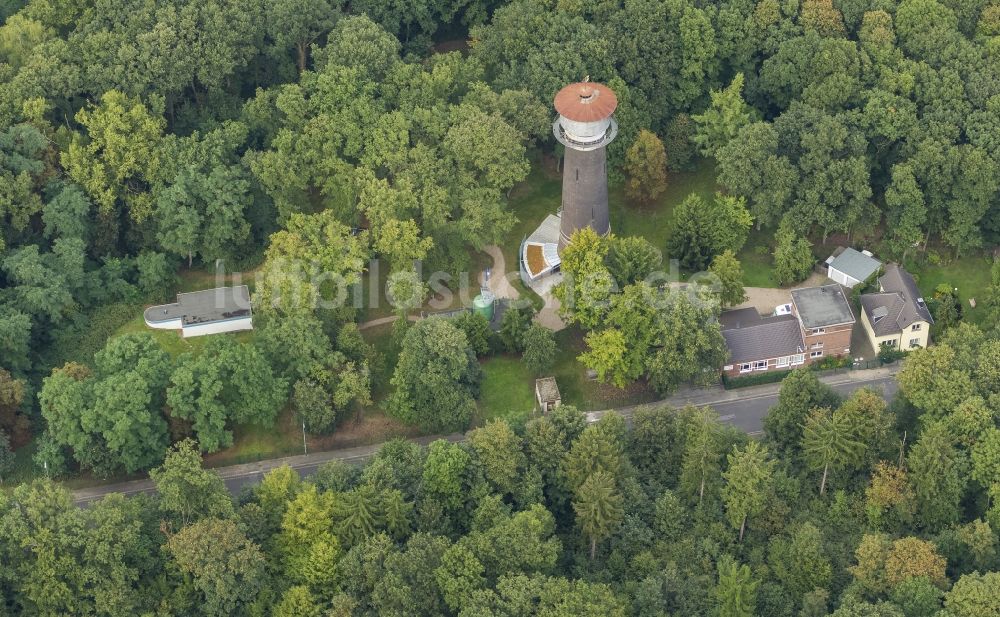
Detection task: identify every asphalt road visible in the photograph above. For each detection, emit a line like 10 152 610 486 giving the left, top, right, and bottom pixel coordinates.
198 376 901 499
72 372 900 505
714 375 898 435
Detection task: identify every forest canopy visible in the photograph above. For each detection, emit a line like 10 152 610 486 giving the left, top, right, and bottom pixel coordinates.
1 0 1000 613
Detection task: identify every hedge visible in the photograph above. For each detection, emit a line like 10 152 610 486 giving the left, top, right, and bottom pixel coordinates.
722 369 793 389
722 355 858 389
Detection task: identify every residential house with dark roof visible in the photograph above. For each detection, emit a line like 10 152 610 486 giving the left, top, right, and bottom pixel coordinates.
859 264 933 351
720 308 806 377
790 284 856 362
720 284 856 377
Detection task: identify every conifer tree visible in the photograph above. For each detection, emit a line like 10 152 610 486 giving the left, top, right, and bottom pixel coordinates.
573 471 624 560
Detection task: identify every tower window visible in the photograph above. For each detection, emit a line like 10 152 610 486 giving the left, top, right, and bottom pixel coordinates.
575 169 579 181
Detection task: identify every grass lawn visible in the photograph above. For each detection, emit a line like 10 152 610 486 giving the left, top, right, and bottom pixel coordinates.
550 328 658 411
477 356 538 428
503 156 720 268
113 313 255 356
203 406 304 467
175 266 258 294
609 161 719 250
737 226 780 287
362 323 399 404
906 253 995 325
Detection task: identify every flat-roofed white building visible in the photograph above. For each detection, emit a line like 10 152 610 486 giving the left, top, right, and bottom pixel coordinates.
144 286 253 338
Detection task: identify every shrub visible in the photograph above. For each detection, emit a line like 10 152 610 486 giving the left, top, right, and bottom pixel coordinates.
452 311 493 357
878 347 907 365
522 324 556 375
809 356 852 371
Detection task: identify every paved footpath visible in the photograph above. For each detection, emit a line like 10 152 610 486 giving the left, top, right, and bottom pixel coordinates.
71 365 900 505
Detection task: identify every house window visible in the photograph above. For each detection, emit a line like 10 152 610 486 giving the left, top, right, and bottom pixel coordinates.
776 356 790 368
810 350 824 359
911 323 921 331
909 338 921 348
754 361 769 371
811 328 826 335
811 342 824 349
881 340 897 348
739 363 753 373
791 354 805 365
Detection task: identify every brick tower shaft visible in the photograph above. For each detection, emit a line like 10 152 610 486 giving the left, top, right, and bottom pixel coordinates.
558 146 610 250
552 80 618 253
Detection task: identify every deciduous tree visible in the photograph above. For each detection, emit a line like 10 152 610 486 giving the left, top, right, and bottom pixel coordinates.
167 338 288 453
898 344 974 419
554 228 615 330
62 91 164 223
155 165 251 266
607 235 662 287
692 73 755 158
166 518 266 617
266 0 338 72
865 463 916 531
522 324 557 376
764 369 840 455
708 250 747 307
388 319 480 432
469 420 525 497
717 123 797 230
944 571 1000 617
646 291 728 395
908 421 968 531
768 522 833 599
421 440 472 515
667 193 752 271
624 129 668 205
255 211 369 316
0 368 27 446
772 220 815 286
151 439 233 526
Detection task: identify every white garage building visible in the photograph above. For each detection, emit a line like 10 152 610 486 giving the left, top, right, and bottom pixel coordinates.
825 248 882 289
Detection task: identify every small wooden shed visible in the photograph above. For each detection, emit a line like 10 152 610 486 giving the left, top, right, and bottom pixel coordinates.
535 377 561 413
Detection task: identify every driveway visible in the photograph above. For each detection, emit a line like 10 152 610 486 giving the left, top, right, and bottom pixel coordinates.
735 272 832 315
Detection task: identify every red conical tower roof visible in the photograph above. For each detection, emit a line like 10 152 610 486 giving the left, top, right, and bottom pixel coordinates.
554 80 618 123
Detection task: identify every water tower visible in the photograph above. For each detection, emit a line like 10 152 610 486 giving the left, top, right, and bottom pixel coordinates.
553 78 618 252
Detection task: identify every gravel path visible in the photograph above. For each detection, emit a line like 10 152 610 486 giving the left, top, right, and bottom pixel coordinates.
481 245 565 331
481 245 521 300
357 314 420 330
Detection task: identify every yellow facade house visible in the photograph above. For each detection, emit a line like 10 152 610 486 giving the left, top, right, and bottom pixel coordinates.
859 264 933 351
